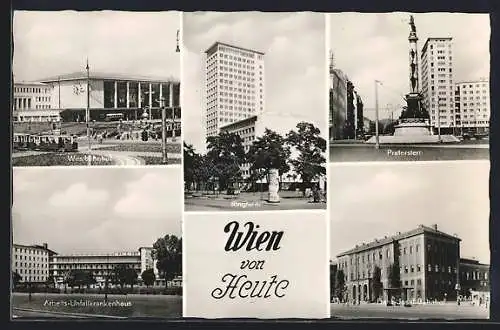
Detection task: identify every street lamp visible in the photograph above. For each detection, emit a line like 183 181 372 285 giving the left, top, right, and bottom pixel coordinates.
374 80 381 149
158 96 168 164
175 29 180 53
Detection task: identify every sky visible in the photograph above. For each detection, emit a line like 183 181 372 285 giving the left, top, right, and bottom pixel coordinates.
182 12 327 153
12 167 182 254
329 12 490 121
12 11 180 82
329 161 490 265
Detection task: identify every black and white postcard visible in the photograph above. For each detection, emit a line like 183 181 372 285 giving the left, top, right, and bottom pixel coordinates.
12 11 181 167
328 13 490 162
329 161 490 320
11 167 182 319
182 12 328 212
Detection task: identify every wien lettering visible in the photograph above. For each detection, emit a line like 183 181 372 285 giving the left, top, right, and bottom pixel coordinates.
224 221 283 252
211 273 289 299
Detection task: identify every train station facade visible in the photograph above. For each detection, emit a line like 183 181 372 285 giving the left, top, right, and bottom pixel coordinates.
12 72 181 123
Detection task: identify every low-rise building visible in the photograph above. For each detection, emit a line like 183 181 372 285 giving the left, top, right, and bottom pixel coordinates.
336 224 461 303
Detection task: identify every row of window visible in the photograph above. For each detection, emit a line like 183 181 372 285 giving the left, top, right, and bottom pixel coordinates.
17 275 48 282
461 90 488 94
14 87 50 94
14 261 48 268
14 268 49 275
217 46 258 59
14 254 48 261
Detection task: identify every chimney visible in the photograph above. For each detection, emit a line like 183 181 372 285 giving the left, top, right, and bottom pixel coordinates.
432 224 438 231
43 243 48 249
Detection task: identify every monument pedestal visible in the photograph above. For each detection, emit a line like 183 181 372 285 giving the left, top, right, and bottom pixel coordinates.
267 168 280 203
393 119 432 136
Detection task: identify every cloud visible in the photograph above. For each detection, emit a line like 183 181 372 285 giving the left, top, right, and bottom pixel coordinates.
113 172 182 220
329 12 490 120
182 12 326 153
329 162 490 264
48 182 110 209
335 169 425 208
12 167 182 254
13 11 180 82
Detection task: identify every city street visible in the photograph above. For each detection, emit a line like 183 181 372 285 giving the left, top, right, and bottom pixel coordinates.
330 303 489 320
330 142 489 162
11 292 182 319
12 139 182 166
185 191 326 211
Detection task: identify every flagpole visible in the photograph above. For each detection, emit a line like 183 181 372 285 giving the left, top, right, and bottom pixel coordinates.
86 58 91 165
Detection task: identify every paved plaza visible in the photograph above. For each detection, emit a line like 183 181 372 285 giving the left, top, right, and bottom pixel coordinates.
12 138 181 166
330 142 489 162
330 302 489 320
185 191 326 211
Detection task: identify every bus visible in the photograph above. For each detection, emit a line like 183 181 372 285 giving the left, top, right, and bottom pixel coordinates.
12 133 78 152
12 133 31 150
105 113 124 122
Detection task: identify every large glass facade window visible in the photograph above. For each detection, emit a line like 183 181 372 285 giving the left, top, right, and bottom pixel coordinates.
140 83 150 108
161 83 170 106
173 83 180 107
103 81 115 108
129 82 138 108
152 83 160 107
117 82 127 108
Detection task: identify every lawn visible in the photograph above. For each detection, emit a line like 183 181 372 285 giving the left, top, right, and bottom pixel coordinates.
12 293 182 318
143 156 182 165
12 153 115 166
330 145 490 162
98 143 181 153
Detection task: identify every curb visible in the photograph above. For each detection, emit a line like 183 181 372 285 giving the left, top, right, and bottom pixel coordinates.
12 307 128 319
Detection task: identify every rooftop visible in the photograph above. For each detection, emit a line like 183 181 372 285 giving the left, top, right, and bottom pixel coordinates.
337 224 461 257
35 72 180 84
422 37 453 53
205 41 265 56
13 81 49 86
13 243 57 255
53 250 141 257
460 257 490 266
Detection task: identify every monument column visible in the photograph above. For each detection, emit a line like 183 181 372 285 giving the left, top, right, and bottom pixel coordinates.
148 83 152 118
408 16 419 94
138 82 141 108
268 168 280 203
114 81 118 108
126 82 130 108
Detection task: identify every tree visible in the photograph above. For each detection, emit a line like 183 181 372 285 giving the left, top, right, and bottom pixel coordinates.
83 271 97 289
334 269 347 302
111 265 135 290
152 234 182 288
388 262 401 301
206 132 246 191
183 143 198 190
371 266 383 302
247 129 291 189
12 271 21 288
124 268 138 289
141 269 156 288
286 122 326 194
330 264 337 301
66 269 89 289
45 275 55 289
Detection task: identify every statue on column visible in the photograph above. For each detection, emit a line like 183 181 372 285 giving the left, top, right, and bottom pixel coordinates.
409 15 416 33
